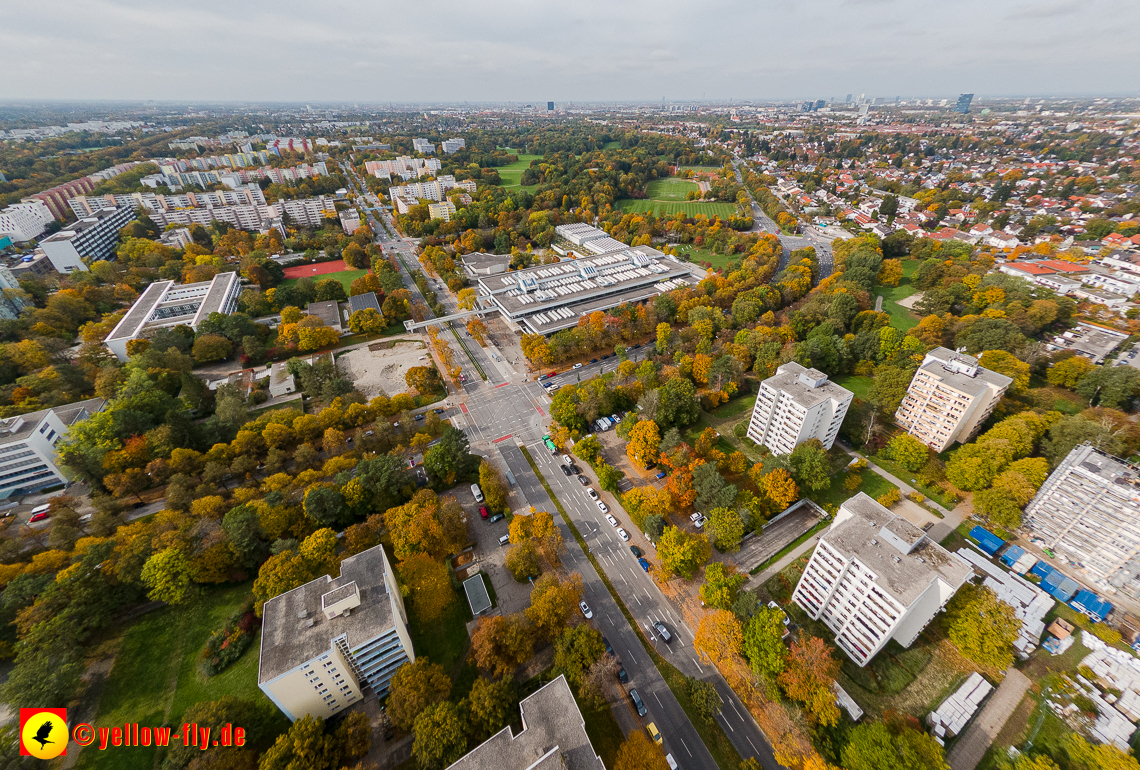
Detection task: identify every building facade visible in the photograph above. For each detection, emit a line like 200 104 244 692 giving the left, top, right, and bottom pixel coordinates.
39 206 136 273
792 493 972 666
0 201 54 242
1024 443 1140 599
0 398 105 498
745 362 852 454
258 544 414 721
894 347 1012 452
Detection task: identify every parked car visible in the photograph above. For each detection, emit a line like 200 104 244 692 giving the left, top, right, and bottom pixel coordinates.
603 637 613 656
538 373 549 380
694 515 707 529
629 688 647 717
29 511 49 523
666 754 678 770
689 512 703 522
587 488 599 500
569 463 581 475
601 354 611 360
433 408 446 414
590 358 598 364
561 455 573 466
573 363 583 369
488 513 505 524
617 666 629 683
596 500 609 513
653 622 672 643
577 475 589 486
579 601 593 620
479 506 489 519
647 723 662 746
498 534 510 546
616 528 630 541
560 464 572 476
630 545 643 557
638 557 650 572
605 514 618 527
471 484 484 503
611 414 621 424
414 413 425 421
654 471 667 479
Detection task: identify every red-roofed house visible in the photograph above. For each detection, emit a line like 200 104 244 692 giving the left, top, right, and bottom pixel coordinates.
1000 263 1056 278
1037 260 1090 274
988 231 1020 249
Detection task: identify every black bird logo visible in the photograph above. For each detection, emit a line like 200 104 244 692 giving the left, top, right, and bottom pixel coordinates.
32 719 54 750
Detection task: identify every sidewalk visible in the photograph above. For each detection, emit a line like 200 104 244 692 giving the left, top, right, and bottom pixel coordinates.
947 668 1030 770
745 531 824 590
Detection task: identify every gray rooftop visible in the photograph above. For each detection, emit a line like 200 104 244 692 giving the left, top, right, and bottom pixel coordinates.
824 493 972 607
347 291 381 315
306 300 343 330
446 675 604 770
919 347 1013 397
762 362 853 409
462 574 492 616
258 545 394 683
459 252 512 275
0 397 105 445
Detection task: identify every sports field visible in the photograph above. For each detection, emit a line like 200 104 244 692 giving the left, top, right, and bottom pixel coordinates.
282 259 350 279
616 199 740 218
497 152 542 192
646 177 700 201
280 267 368 293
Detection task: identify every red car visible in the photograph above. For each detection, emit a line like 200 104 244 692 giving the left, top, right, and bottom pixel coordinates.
479 506 489 519
548 371 557 378
29 512 49 523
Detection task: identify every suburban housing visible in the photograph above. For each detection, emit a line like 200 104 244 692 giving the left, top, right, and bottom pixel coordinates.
745 362 853 454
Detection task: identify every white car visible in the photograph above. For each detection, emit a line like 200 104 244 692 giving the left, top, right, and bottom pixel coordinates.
768 601 791 626
597 500 610 513
694 516 707 529
689 512 703 522
616 528 630 541
579 601 593 619
562 454 573 466
605 514 618 527
587 488 599 500
573 363 583 369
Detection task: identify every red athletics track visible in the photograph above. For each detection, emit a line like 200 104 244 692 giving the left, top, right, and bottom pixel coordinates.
282 260 350 279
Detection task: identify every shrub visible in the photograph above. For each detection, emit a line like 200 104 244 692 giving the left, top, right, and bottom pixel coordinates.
876 489 901 508
907 492 925 503
202 599 259 676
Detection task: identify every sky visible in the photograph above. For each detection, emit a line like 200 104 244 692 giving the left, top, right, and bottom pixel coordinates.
2 0 1138 103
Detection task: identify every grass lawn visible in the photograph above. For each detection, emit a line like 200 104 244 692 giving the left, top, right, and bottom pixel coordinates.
807 464 897 511
280 268 369 293
672 244 741 270
646 177 700 201
497 153 542 193
709 396 754 420
407 585 472 675
76 584 288 770
678 166 722 173
832 375 874 401
616 199 740 219
869 453 958 510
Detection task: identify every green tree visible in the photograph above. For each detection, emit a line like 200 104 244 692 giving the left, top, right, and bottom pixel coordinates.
693 462 738 512
1065 733 1140 770
553 624 605 690
945 584 1021 669
598 463 625 494
700 563 745 610
789 440 831 492
706 507 746 553
841 722 948 770
657 377 700 428
387 658 452 731
870 365 915 415
424 426 479 486
478 460 509 514
413 701 467 770
303 484 351 529
192 333 234 364
886 433 930 473
687 676 722 724
140 547 196 604
465 675 516 740
657 526 712 579
573 435 602 466
743 606 788 683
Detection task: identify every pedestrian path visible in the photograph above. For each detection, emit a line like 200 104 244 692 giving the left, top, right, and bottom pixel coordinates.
947 668 1030 770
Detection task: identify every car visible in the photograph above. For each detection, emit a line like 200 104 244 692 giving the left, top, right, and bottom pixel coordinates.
768 601 791 626
694 516 707 529
579 601 593 619
29 511 50 523
611 414 621 423
433 408 445 414
628 688 647 717
587 488 599 500
603 636 614 656
647 723 662 746
590 358 598 364
577 475 589 485
573 363 583 369
630 545 643 557
561 454 573 466
617 666 629 683
605 514 618 527
690 512 703 522
653 622 672 643
488 513 505 524
654 471 667 480
479 506 489 519
538 373 549 380
665 754 678 770
638 557 650 572
498 534 511 546
542 381 553 388
569 463 581 475
601 354 611 359
414 413 425 421
548 371 557 378
617 528 630 541
560 464 572 476
596 500 609 513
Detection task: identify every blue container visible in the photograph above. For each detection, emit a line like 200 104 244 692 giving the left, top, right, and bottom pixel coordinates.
1031 561 1055 580
1070 590 1113 623
1000 545 1026 567
969 525 1006 556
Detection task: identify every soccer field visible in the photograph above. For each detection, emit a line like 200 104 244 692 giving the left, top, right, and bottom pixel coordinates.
616 199 740 218
646 177 700 201
279 268 368 293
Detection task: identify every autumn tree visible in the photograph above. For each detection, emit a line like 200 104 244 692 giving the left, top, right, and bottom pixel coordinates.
945 584 1021 669
572 435 602 466
505 541 540 581
627 420 661 470
478 460 509 514
1047 356 1094 389
841 721 948 770
694 609 743 669
192 333 234 364
471 614 534 677
613 730 669 770
406 366 443 395
1064 733 1140 770
886 433 930 473
707 507 746 552
877 259 903 287
387 658 451 731
348 308 386 334
700 563 746 610
525 573 583 642
762 468 799 512
779 635 841 727
622 486 671 530
140 547 196 604
465 675 516 741
412 701 467 769
399 554 455 622
657 526 711 580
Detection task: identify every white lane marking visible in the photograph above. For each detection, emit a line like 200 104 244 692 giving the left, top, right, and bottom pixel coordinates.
748 736 759 753
680 738 691 757
692 657 704 673
718 713 735 732
625 650 636 665
654 692 663 707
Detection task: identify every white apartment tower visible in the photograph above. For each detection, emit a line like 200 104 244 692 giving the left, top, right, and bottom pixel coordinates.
894 347 1013 453
792 493 972 666
746 362 853 454
0 398 105 497
1024 443 1140 599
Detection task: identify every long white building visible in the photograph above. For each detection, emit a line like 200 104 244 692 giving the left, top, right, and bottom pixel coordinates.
39 206 136 273
0 398 105 498
745 363 852 454
0 201 54 242
792 493 972 666
389 176 476 214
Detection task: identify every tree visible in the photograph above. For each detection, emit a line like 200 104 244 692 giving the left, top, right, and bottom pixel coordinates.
192 333 234 364
789 440 831 492
505 541 540 580
1064 733 1140 770
657 526 712 579
869 365 915 415
1047 356 1095 389
700 563 746 609
140 547 196 604
886 433 929 473
743 606 788 682
424 426 479 486
387 658 451 731
763 468 799 512
303 484 351 529
687 677 722 724
525 573 583 642
706 507 746 552
877 259 903 287
399 554 455 622
613 730 669 770
693 462 738 512
979 350 1030 395
656 377 700 428
466 675 516 740
348 308 386 334
597 463 625 494
413 701 467 770
572 434 602 466
406 366 443 395
779 635 841 727
478 460 509 514
622 486 671 530
945 584 1021 669
553 624 605 689
626 420 661 470
471 613 533 677
841 722 948 770
258 715 340 770
694 609 743 668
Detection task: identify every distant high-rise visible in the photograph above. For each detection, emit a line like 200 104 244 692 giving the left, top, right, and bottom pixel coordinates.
814 99 825 109
845 94 852 104
955 93 974 114
547 101 554 111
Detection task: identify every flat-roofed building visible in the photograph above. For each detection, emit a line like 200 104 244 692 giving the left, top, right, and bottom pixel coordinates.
894 347 1012 452
306 300 343 332
428 201 457 222
792 493 971 666
746 362 852 454
339 209 361 235
104 272 243 361
0 201 53 242
347 291 381 316
446 675 603 770
39 206 136 273
258 544 414 721
0 398 105 498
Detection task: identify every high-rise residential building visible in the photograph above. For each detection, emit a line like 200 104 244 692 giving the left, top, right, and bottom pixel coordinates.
0 398 105 497
792 493 972 666
412 138 435 154
547 101 555 111
104 272 242 361
894 347 1012 453
389 177 476 214
39 206 136 273
0 201 54 242
1024 443 1140 598
955 94 974 114
745 362 853 455
338 208 361 234
441 138 466 154
258 544 414 721
428 201 457 222
446 675 604 770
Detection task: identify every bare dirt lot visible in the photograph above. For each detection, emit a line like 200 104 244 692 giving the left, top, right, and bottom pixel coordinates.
336 339 430 397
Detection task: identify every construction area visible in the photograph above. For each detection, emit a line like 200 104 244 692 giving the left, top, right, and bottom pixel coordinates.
336 339 431 397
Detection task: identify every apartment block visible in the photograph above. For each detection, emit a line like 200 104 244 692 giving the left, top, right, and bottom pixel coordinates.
441 138 466 154
339 209 362 234
258 544 414 721
792 493 972 666
428 201 457 222
365 156 441 181
1024 443 1140 599
0 201 54 242
412 138 436 154
104 272 242 361
39 206 136 273
389 177 476 214
894 347 1012 452
745 362 852 454
0 398 105 497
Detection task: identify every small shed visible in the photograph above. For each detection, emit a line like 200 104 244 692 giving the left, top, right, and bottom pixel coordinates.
969 525 1005 556
462 574 492 617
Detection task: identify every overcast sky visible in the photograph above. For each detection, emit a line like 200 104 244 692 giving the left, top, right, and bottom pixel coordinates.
2 0 1137 103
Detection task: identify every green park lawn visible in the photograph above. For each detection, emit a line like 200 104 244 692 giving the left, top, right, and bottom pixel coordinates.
833 374 874 400
497 154 542 192
646 177 700 201
671 244 740 270
280 268 369 294
616 199 739 219
874 258 921 331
